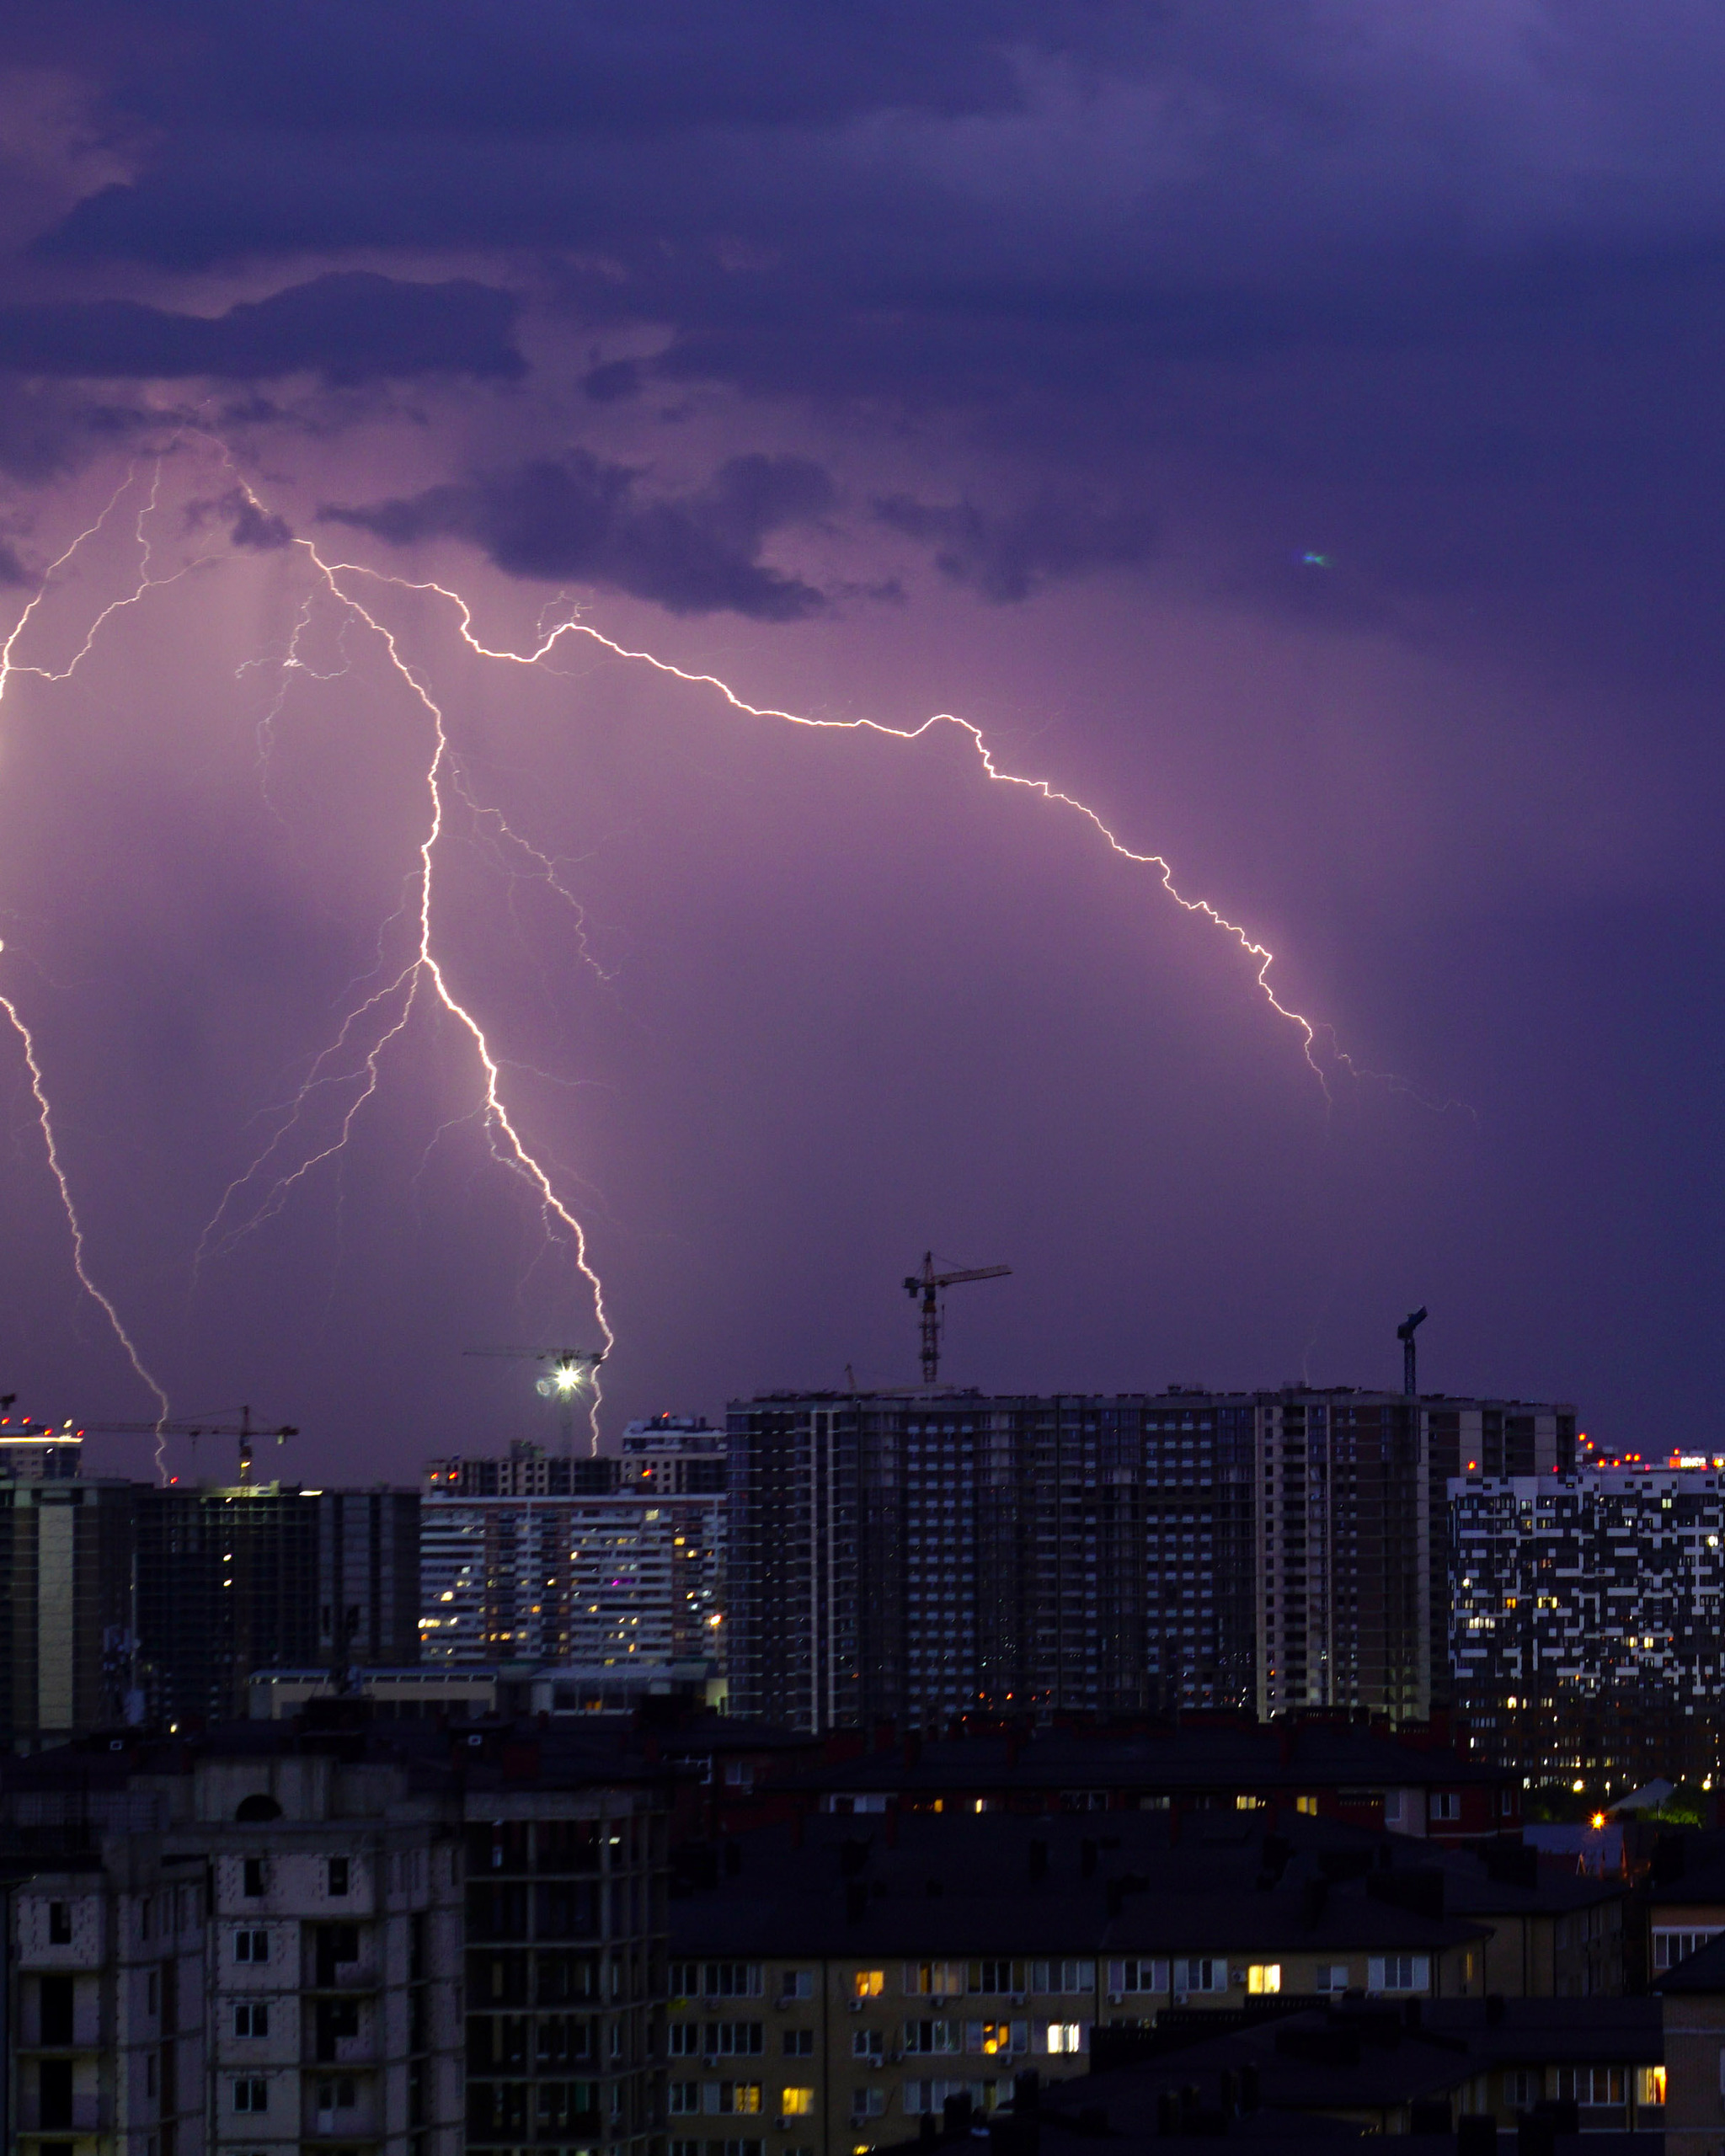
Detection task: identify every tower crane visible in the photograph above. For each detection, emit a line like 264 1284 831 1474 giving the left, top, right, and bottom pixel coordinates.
78 1405 299 1484
1397 1306 1428 1397
463 1345 606 1453
903 1252 1010 1385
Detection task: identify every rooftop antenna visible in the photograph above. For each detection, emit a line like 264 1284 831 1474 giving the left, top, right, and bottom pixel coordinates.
903 1251 1011 1385
1397 1307 1428 1397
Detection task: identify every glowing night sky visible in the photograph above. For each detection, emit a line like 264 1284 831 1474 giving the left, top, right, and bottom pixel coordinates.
0 4 1721 1480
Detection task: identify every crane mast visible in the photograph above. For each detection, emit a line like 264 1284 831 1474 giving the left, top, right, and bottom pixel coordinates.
903 1251 1011 1385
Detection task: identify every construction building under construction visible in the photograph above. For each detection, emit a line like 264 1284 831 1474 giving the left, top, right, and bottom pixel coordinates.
0 1428 424 1745
724 1387 1576 1733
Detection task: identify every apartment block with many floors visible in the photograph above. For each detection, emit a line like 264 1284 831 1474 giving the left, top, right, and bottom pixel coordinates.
1451 1467 1725 1790
1 1715 674 2156
420 1427 724 1682
724 1390 1574 1733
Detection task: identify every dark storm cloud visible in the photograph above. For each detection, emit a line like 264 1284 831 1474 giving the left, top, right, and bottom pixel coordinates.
24 0 1034 139
19 1 1725 652
322 450 836 620
0 381 153 483
0 275 523 382
226 494 292 550
875 489 1158 602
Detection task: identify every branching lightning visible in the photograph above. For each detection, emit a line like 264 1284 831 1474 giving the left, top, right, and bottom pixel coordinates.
0 981 171 1433
323 563 1359 1086
0 466 180 1457
0 441 1454 1460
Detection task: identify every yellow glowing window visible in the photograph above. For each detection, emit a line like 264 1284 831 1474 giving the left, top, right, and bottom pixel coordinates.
978 2024 1013 2056
1247 1965 1281 1994
1639 2068 1667 2106
853 1970 884 1999
782 2089 815 2116
1295 1796 1319 1817
1235 1796 1264 1811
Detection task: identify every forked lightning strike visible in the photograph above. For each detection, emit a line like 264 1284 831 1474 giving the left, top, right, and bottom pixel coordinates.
0 444 1442 1456
201 510 617 1448
0 981 170 1433
0 466 183 1444
324 564 1344 1079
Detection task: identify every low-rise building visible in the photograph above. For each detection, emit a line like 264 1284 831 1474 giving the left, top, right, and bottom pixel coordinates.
668 1813 1495 2156
1034 1994 1665 2142
1655 1924 1725 2156
792 1720 1519 1843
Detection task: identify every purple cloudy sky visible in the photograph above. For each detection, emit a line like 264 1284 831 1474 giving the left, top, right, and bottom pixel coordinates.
0 3 1721 1481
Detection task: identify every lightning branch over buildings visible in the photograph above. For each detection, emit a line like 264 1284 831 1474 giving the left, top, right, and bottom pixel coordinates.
0 442 1454 1452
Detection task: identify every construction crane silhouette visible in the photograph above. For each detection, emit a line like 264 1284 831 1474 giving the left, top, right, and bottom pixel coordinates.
1397 1306 1428 1397
464 1346 606 1452
904 1252 1011 1385
79 1405 298 1483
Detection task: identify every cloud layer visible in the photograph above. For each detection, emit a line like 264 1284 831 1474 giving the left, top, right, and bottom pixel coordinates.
0 273 523 381
323 450 836 619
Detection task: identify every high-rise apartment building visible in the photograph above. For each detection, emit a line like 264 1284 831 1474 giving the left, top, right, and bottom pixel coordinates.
1451 1466 1725 1788
0 1438 423 1740
316 1487 422 1670
420 1426 724 1676
0 1437 136 1748
725 1389 1575 1732
2 1716 671 2156
135 1481 323 1728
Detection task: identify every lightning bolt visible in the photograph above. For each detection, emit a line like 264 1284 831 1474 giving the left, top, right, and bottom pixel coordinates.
0 466 178 1458
194 483 616 1449
2 440 1459 1467
320 563 1388 1094
0 979 171 1434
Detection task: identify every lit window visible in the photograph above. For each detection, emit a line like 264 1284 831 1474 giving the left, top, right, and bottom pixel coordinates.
1638 2068 1667 2107
852 1969 884 1999
1247 1965 1281 1994
1045 2024 1082 2054
782 2089 815 2116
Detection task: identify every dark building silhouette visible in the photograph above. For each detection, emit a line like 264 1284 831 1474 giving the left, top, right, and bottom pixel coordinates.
725 1390 1576 1733
317 1486 422 1670
135 1479 323 1726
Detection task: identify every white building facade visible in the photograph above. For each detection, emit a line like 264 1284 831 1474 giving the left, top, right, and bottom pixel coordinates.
419 1423 724 1679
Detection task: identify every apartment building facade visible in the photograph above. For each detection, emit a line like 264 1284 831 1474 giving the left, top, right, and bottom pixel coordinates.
3 1719 671 2156
667 1813 1490 2156
420 1428 724 1678
725 1390 1574 1732
1451 1467 1725 1788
